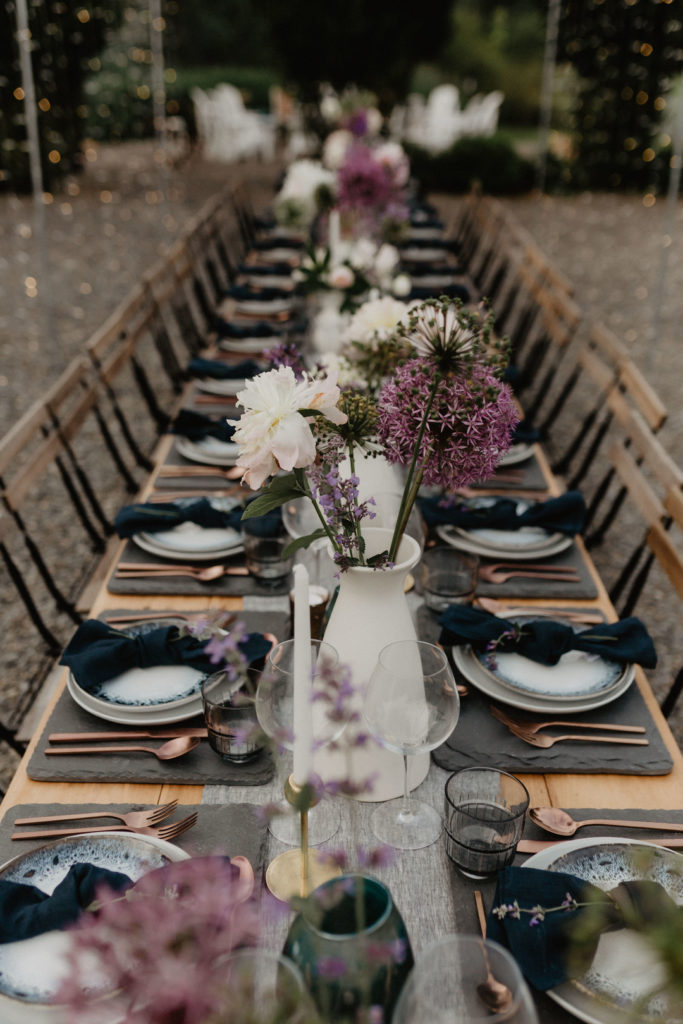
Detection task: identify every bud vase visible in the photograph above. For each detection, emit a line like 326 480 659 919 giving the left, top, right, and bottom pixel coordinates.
283 874 414 1021
314 526 429 802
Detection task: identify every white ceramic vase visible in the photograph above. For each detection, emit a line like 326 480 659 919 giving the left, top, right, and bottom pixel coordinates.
314 527 429 802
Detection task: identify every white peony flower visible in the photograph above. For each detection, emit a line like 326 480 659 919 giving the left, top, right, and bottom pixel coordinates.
234 366 346 489
343 295 410 346
316 352 365 389
374 141 410 186
274 160 336 228
322 129 354 170
347 237 378 271
327 264 355 289
373 243 399 285
392 273 412 297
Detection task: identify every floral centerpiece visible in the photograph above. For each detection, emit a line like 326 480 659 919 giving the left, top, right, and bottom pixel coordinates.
340 295 413 393
273 159 336 230
236 297 518 569
337 141 411 244
294 238 408 315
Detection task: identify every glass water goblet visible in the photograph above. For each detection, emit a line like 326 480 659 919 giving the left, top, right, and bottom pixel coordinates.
392 934 539 1024
255 639 343 846
363 640 460 850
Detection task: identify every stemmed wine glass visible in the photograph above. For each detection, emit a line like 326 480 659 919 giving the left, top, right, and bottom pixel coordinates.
363 640 460 850
255 638 344 846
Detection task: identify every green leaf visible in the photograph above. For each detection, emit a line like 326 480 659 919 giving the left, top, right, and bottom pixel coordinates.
282 528 328 558
240 473 303 519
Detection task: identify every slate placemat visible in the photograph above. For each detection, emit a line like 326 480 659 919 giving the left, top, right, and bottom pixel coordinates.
475 541 598 600
415 606 674 776
27 609 291 785
107 538 292 597
0 803 268 874
471 449 548 492
153 436 241 491
449 807 683 1024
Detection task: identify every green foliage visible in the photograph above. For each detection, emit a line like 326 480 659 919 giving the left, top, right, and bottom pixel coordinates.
258 0 453 105
559 0 683 191
163 0 275 71
0 0 124 192
404 135 535 195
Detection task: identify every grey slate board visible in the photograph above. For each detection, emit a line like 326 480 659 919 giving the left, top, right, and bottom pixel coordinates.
475 541 598 600
107 538 292 597
415 606 674 776
0 803 268 878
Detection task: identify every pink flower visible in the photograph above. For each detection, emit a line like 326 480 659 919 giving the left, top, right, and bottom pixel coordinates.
328 263 355 289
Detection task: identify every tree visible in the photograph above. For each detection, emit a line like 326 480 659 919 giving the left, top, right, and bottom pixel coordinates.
0 0 124 192
559 0 683 190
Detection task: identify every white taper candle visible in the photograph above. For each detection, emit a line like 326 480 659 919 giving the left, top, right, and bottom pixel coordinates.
292 563 313 784
328 208 341 263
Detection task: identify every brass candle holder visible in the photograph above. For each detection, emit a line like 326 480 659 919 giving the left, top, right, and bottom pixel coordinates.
265 774 341 902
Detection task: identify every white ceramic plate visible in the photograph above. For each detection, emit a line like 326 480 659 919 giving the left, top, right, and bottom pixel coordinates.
218 336 274 354
498 443 534 467
131 532 244 561
436 523 573 561
196 377 245 396
400 246 452 261
233 298 293 315
0 832 189 1021
67 672 204 724
409 274 461 289
452 644 634 714
523 837 683 1024
257 248 301 264
133 500 243 555
406 227 444 240
174 435 239 466
242 274 293 289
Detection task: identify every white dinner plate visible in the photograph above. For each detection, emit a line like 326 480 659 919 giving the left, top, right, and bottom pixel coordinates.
196 377 246 396
131 532 244 561
242 274 293 289
406 227 444 240
498 442 534 467
233 298 293 315
436 523 573 561
137 521 241 553
256 247 302 264
0 832 188 1021
523 837 683 1024
218 335 275 354
472 616 628 702
67 672 204 724
174 434 239 466
400 246 452 262
452 644 634 714
408 274 461 289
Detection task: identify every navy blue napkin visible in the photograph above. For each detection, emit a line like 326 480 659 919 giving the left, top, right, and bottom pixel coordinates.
227 284 292 302
401 238 459 252
60 619 272 690
253 238 304 251
419 491 586 536
408 283 470 303
114 499 282 539
0 863 132 942
188 357 262 381
239 262 293 277
169 410 235 443
409 215 444 229
486 866 679 991
513 418 541 444
212 317 280 339
438 605 657 668
408 263 462 277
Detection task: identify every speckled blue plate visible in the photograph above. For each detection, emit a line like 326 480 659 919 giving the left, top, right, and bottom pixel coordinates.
0 832 188 1016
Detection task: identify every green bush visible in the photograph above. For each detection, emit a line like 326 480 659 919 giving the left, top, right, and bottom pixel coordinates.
404 134 535 195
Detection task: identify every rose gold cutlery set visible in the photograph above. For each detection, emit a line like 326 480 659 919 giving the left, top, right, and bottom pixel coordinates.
489 704 649 747
11 800 199 842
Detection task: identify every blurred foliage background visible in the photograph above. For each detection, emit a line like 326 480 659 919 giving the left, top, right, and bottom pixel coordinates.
1 0 681 194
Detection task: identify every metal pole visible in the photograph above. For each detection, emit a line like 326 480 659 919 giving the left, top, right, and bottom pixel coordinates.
14 0 61 372
536 0 562 194
648 85 683 374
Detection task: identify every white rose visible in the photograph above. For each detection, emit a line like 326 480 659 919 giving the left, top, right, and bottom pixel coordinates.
328 264 355 289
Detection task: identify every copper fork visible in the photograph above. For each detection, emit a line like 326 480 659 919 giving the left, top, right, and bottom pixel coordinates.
14 801 179 828
489 705 646 736
158 466 242 480
504 722 648 748
478 566 579 584
11 812 199 842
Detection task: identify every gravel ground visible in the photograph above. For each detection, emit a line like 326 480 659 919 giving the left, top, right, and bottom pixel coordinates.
0 144 680 791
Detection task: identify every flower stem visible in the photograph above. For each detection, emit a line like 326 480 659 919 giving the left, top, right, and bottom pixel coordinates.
301 482 340 554
388 375 441 561
347 444 365 563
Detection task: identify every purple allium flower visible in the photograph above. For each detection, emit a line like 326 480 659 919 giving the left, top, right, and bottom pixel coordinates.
377 359 518 491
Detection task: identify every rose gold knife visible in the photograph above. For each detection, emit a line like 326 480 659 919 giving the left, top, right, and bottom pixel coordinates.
517 837 683 853
48 729 208 742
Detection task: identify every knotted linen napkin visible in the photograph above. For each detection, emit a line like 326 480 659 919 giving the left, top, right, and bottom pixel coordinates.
60 618 272 690
238 262 293 277
226 284 292 302
188 357 262 381
409 263 462 277
438 605 657 668
408 283 471 303
252 237 303 251
420 491 586 536
169 409 235 443
114 498 281 539
212 316 282 339
512 418 541 445
401 237 459 252
486 865 680 990
0 857 244 942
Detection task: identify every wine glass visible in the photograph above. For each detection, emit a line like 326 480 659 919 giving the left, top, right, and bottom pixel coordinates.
255 639 344 846
392 934 539 1024
363 640 460 850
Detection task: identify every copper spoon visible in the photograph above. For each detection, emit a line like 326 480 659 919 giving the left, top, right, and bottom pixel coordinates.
45 736 202 760
116 565 247 582
473 890 514 1014
529 806 683 836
